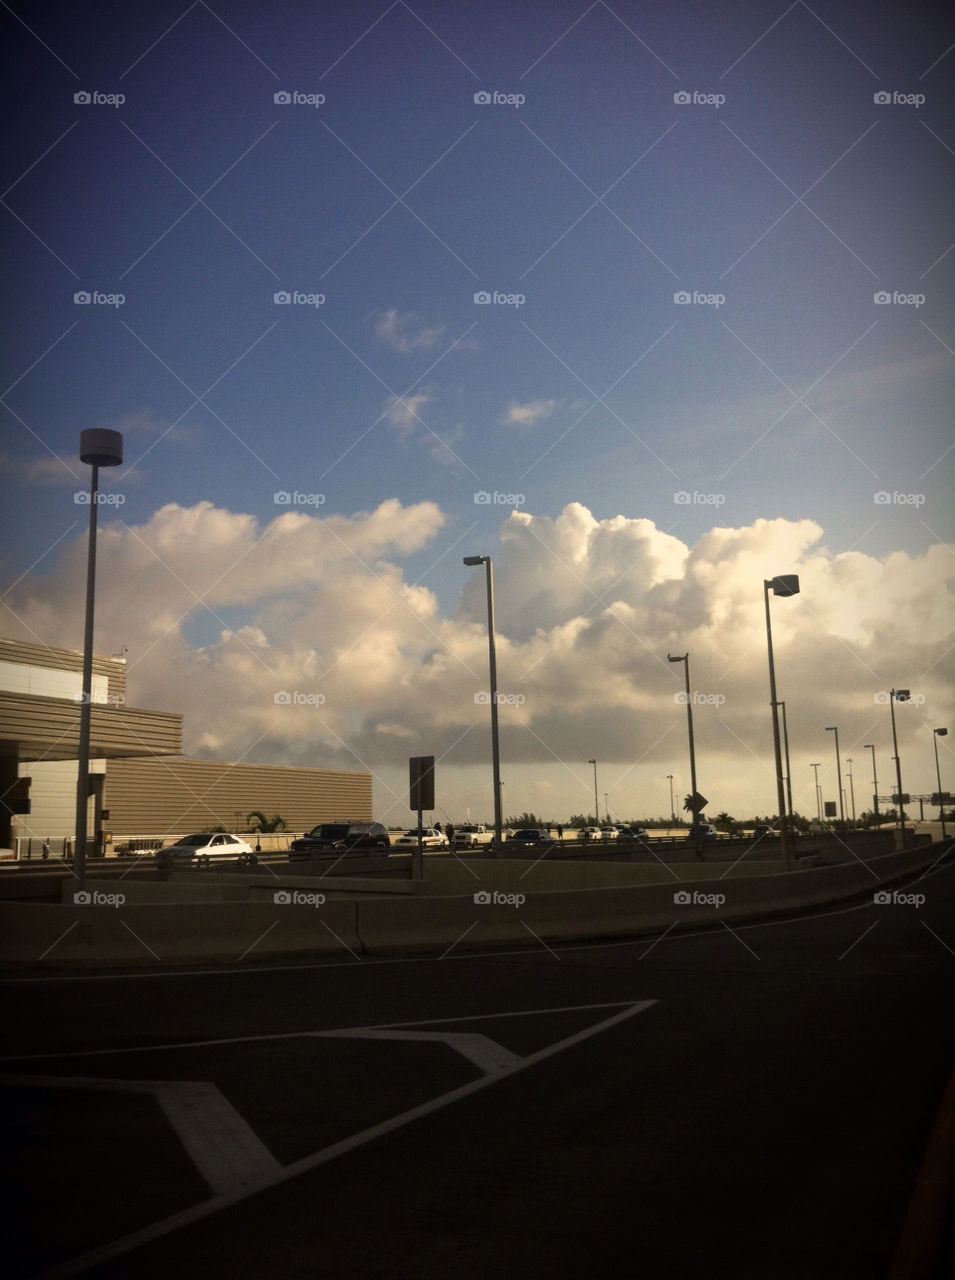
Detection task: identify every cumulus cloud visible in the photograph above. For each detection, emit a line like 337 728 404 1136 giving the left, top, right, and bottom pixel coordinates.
374 308 445 353
2 500 951 821
503 398 558 427
382 391 433 438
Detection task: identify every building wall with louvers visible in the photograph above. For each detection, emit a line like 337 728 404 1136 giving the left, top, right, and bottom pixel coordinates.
101 756 372 836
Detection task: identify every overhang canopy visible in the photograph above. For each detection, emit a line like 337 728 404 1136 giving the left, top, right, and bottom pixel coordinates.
0 692 183 762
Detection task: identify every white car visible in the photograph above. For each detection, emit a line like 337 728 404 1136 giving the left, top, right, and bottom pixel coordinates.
393 828 449 850
157 832 257 868
453 824 493 847
599 826 619 841
581 827 601 842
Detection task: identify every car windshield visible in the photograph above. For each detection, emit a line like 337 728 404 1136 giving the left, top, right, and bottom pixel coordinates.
305 824 351 840
172 834 210 847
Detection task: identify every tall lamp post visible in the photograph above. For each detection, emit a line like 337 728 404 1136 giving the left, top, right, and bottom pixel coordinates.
863 744 879 825
74 428 123 892
667 774 675 824
776 699 794 832
933 728 948 839
846 758 856 827
763 574 800 871
825 727 844 829
667 652 699 838
888 689 910 831
810 763 822 821
588 759 599 827
463 555 503 853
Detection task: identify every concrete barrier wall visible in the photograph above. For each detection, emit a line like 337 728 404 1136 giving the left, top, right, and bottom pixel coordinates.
0 841 945 969
355 843 945 955
0 898 362 967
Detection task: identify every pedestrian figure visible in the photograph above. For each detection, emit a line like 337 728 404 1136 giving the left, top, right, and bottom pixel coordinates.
557 824 563 840
446 823 454 844
42 839 50 860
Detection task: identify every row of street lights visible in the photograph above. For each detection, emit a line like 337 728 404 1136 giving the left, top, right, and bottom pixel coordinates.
73 451 948 879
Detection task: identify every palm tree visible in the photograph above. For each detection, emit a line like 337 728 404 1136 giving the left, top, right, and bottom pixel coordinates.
246 811 287 833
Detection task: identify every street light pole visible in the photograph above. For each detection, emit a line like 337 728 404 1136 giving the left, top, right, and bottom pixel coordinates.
74 429 123 893
763 575 799 872
588 759 599 827
463 556 503 854
864 744 879 825
810 763 822 821
667 652 699 838
826 727 844 828
667 774 674 824
846 758 856 827
777 699 794 833
889 689 909 831
933 728 948 839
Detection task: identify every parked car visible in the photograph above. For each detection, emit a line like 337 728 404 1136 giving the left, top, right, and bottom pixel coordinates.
616 827 650 842
750 824 776 842
506 828 552 844
599 826 619 841
693 824 721 840
288 821 391 861
157 832 257 868
580 826 601 842
453 824 493 848
392 827 449 850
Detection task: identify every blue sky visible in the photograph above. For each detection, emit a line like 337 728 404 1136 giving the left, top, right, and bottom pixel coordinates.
2 1 952 823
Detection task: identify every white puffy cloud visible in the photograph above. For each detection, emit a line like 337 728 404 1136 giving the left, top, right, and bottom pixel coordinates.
374 309 445 353
2 500 951 822
503 398 558 427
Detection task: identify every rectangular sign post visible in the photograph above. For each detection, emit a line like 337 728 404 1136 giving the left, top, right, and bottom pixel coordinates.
409 756 435 881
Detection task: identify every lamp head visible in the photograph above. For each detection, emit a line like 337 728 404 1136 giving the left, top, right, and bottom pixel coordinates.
767 574 800 596
80 428 123 467
463 555 486 566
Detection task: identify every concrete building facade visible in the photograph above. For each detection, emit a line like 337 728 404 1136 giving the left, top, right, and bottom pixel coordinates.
0 638 371 850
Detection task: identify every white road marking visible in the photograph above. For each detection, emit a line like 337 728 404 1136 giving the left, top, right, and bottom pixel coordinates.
0 997 650 1062
30 999 657 1279
1 1073 282 1196
318 1028 524 1074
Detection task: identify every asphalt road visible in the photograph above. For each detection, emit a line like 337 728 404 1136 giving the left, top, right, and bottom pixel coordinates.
1 854 952 1279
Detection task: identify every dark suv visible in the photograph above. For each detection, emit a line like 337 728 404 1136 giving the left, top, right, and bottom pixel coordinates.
288 822 391 861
